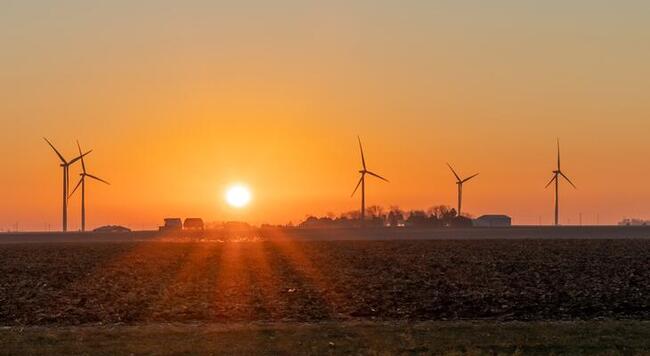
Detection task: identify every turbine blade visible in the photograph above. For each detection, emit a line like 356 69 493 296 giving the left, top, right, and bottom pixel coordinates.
69 177 83 198
462 173 479 183
545 174 557 188
357 136 366 170
68 150 92 166
559 171 576 189
446 163 461 182
85 173 110 185
351 176 363 197
76 140 86 173
366 170 389 182
43 137 66 164
557 138 561 171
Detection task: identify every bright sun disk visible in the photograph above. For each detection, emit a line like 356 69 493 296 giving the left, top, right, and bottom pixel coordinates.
225 184 251 208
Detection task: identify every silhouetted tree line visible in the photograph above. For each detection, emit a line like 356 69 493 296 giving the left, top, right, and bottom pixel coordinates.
299 205 473 228
618 218 649 226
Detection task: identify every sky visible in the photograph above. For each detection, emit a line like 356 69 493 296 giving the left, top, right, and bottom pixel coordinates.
1 1 650 230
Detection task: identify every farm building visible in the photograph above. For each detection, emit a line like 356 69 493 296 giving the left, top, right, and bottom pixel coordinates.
473 215 512 227
159 218 183 232
93 225 131 233
184 218 205 230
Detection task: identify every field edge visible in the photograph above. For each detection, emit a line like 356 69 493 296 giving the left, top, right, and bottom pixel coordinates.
1 320 649 355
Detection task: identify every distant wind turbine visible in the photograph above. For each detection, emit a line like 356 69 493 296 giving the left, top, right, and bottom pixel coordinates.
69 140 109 232
446 163 479 217
351 136 388 225
545 139 576 226
44 138 91 232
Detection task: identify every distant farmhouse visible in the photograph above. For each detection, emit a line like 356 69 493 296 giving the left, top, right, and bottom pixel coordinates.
184 218 205 230
159 218 183 232
473 215 512 227
159 217 205 232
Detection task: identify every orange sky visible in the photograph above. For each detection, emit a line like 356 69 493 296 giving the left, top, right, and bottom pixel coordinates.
1 1 650 230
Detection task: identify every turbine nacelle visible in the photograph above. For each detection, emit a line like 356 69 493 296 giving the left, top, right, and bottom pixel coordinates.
547 139 577 226
67 140 110 233
44 137 91 167
69 141 110 198
351 137 389 223
44 137 92 232
447 163 479 185
446 163 479 217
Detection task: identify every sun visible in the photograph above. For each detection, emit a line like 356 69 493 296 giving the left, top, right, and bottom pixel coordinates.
225 184 252 208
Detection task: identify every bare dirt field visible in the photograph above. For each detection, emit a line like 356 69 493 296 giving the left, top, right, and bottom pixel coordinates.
1 238 648 326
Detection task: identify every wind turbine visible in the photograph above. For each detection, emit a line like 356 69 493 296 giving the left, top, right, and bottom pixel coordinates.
69 140 109 232
351 136 389 225
446 163 479 218
44 138 91 232
545 139 576 226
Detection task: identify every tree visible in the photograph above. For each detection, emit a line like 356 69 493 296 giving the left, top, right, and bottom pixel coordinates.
444 208 458 220
341 210 361 220
429 205 456 220
387 206 405 227
366 205 385 219
406 210 428 226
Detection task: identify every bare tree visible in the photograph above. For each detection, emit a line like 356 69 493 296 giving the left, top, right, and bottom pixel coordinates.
366 205 384 218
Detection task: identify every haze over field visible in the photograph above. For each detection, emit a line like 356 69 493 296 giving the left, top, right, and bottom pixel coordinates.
2 1 650 230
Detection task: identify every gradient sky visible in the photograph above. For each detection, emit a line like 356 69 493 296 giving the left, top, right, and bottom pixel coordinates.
2 1 650 230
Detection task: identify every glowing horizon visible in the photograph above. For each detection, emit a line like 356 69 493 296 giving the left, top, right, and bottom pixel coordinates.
1 1 650 230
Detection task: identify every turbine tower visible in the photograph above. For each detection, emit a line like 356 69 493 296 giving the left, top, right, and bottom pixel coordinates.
69 140 109 232
545 139 576 226
446 163 479 218
44 138 91 232
351 136 388 225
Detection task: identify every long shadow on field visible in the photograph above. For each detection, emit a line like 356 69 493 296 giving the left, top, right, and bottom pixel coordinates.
240 242 286 321
210 242 258 321
265 231 370 321
0 243 127 325
42 240 196 324
3 238 650 326
148 243 223 322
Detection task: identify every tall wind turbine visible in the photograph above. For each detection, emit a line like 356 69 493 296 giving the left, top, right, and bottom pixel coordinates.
545 139 576 226
69 140 109 232
44 138 91 232
446 163 479 217
351 136 389 224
